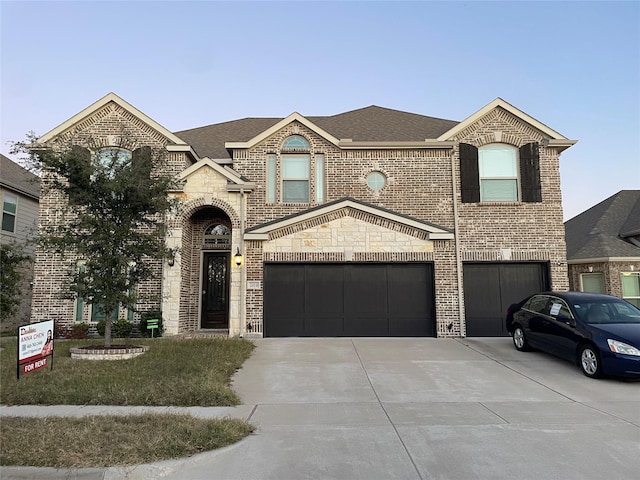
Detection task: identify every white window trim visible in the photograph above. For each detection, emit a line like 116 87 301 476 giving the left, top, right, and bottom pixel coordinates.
1 192 18 234
478 144 520 202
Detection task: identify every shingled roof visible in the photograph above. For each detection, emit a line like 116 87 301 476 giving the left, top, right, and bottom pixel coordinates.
565 190 640 260
174 105 459 160
0 154 40 199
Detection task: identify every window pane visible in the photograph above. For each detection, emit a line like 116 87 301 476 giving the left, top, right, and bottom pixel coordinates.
621 273 640 297
283 156 309 178
282 135 310 150
283 180 309 202
581 273 604 293
75 296 84 323
1 213 15 232
3 194 17 214
315 155 324 202
267 155 276 203
91 304 118 322
367 171 386 191
479 145 518 177
480 179 518 201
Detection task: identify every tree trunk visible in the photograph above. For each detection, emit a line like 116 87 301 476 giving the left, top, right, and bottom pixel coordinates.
104 317 112 347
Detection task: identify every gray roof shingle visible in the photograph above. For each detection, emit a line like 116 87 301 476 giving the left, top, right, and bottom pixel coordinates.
0 154 40 199
174 105 459 160
565 190 640 260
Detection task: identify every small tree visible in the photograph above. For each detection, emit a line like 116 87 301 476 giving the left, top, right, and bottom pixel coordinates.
12 132 176 347
0 243 29 324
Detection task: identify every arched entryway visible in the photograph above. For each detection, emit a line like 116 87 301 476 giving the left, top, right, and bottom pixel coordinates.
186 207 233 330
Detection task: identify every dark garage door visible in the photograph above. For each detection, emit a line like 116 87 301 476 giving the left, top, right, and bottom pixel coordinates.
264 263 435 337
463 262 549 337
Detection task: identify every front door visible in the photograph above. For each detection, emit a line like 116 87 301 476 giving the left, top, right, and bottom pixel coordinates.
201 252 229 329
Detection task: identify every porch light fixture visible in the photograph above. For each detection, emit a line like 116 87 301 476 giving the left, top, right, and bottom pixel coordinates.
167 251 175 267
234 247 244 267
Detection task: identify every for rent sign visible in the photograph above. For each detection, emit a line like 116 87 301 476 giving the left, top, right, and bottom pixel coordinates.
17 319 54 379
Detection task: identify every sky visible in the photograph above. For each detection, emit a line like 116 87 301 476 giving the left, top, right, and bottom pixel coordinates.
1 0 638 221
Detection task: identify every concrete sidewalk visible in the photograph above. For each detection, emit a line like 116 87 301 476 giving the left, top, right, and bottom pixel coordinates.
2 338 639 479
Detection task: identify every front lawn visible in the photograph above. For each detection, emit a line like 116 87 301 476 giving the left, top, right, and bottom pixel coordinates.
0 337 255 468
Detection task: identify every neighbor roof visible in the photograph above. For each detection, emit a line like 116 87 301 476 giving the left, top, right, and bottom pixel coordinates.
0 154 40 199
565 190 640 260
174 105 459 160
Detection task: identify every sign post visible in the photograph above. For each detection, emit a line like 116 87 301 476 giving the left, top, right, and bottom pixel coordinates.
17 319 54 380
147 319 159 338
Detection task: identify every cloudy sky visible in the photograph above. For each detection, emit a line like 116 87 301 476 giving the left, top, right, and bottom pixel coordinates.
1 0 638 220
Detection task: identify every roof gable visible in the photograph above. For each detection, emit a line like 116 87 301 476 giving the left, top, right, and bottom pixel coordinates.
178 158 254 189
438 98 577 149
38 93 189 147
224 112 340 151
245 197 454 241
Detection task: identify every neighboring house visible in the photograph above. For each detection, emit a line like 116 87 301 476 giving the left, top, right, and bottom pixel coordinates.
0 154 40 330
30 93 576 337
565 190 640 307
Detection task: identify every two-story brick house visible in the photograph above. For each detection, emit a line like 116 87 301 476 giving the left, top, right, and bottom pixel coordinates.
30 93 576 337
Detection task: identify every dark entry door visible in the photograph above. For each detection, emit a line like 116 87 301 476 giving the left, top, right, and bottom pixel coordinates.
201 252 229 329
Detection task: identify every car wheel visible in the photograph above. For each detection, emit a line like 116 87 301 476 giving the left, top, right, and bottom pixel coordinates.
512 325 530 352
579 344 603 378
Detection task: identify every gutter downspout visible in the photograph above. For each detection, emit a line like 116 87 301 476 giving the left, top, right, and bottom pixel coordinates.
239 188 246 337
451 148 465 337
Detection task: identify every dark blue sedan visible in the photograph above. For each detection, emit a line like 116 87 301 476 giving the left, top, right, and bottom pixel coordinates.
506 291 640 378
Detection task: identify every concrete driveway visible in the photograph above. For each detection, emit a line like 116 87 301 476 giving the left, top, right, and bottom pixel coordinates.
3 337 639 479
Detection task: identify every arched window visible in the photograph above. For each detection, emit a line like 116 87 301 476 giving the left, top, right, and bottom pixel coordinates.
478 144 519 202
459 142 541 203
95 148 132 172
204 224 231 245
282 135 310 150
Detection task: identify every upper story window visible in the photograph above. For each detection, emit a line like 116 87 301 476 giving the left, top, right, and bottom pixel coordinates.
459 142 541 203
479 145 519 202
94 148 133 180
282 156 310 202
282 135 310 150
267 135 324 204
1 193 17 233
366 171 387 191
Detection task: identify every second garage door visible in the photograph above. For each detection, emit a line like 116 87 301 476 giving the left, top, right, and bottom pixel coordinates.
264 263 435 337
463 262 549 337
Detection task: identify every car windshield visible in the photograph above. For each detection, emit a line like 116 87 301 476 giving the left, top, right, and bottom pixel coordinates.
572 300 640 324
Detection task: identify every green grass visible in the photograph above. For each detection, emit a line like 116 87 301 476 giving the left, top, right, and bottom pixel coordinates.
0 337 256 468
1 414 254 468
1 337 254 406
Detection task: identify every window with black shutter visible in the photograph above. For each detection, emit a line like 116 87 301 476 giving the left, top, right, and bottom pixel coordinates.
519 142 541 202
67 146 92 204
459 143 480 203
460 141 542 203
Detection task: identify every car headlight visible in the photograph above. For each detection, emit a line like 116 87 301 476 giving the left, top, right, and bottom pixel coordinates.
607 339 640 356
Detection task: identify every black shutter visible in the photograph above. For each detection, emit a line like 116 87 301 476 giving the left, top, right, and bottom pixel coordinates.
520 142 541 202
132 146 152 178
67 146 91 204
459 143 480 203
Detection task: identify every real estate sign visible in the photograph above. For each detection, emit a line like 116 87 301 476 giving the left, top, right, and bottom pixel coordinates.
17 319 54 378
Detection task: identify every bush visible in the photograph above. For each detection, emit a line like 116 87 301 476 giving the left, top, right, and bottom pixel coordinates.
65 323 90 339
96 319 133 338
139 310 163 337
